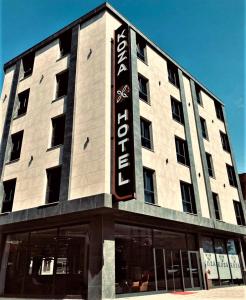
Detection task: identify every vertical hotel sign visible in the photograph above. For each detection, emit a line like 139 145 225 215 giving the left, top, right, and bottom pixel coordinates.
112 24 135 201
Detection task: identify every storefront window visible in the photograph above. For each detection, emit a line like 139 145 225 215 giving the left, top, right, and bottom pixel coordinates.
2 224 88 298
202 237 243 286
202 237 219 282
115 224 155 294
153 230 186 250
115 225 201 294
227 240 243 283
3 233 29 295
214 239 232 284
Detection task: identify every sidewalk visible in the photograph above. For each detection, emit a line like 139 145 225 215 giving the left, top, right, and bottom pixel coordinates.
0 286 245 300
117 286 246 300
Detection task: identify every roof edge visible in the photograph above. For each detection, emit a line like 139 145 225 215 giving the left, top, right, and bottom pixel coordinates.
3 1 224 105
3 2 108 71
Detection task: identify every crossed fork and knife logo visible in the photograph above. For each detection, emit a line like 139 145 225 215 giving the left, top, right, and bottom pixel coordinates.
116 84 130 103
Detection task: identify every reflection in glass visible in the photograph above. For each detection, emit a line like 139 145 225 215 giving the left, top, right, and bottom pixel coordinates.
4 233 29 295
181 251 192 289
154 249 166 290
3 224 88 298
115 224 155 294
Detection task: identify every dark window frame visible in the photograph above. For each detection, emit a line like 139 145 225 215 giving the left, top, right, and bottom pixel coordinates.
143 167 155 204
51 115 66 148
195 84 202 105
226 164 237 187
59 30 72 58
10 131 24 161
22 52 35 78
214 101 224 122
56 70 69 99
200 117 209 140
17 89 30 117
140 117 153 150
46 166 62 204
171 97 184 124
212 192 221 220
2 179 16 213
138 74 149 103
233 200 245 226
175 136 190 167
220 131 230 153
180 181 197 214
167 61 179 88
136 35 147 62
205 152 215 178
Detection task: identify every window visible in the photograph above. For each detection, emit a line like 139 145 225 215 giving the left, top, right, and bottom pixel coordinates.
175 136 190 166
233 200 245 225
46 166 62 203
205 152 215 177
17 89 29 116
214 101 224 121
10 131 24 161
200 117 209 139
138 74 149 102
143 168 155 204
220 131 230 152
171 97 184 124
22 52 35 78
212 193 221 220
59 30 72 57
140 118 152 149
180 181 197 214
51 115 65 147
56 70 68 98
136 35 146 62
226 164 237 187
195 84 202 105
167 61 179 88
2 179 16 213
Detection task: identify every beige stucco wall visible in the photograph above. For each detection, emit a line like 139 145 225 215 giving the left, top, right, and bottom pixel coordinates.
138 46 191 212
198 91 239 225
2 38 68 210
69 12 120 199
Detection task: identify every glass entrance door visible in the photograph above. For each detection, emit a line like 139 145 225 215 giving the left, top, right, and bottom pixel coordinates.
154 249 202 292
188 251 201 289
154 248 183 291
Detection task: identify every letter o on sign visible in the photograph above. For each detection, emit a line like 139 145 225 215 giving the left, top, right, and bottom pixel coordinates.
118 124 129 138
117 41 127 52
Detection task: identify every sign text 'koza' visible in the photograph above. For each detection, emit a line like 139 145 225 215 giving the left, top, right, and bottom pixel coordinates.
112 24 135 201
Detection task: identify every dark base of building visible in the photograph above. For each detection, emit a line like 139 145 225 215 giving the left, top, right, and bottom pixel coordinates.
0 195 245 299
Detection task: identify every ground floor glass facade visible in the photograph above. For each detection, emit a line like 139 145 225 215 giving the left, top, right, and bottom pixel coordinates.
2 224 88 298
0 221 244 298
115 224 244 295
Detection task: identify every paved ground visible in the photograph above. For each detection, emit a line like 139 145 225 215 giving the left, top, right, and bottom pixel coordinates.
117 286 246 300
0 286 245 300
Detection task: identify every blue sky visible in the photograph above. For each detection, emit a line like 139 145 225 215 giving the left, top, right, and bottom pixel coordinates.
1 0 245 172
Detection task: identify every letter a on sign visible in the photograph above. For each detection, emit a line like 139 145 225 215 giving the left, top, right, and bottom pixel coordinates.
112 23 136 201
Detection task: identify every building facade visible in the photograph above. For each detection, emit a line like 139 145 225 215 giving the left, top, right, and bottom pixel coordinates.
0 3 246 299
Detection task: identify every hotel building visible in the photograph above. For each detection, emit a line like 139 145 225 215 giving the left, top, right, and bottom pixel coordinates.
0 3 245 299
